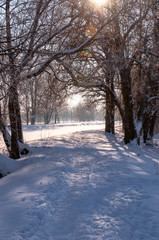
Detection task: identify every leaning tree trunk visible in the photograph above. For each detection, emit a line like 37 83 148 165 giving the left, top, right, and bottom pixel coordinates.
120 67 137 143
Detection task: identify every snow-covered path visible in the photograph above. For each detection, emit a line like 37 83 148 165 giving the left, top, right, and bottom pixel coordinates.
0 124 159 240
22 122 104 141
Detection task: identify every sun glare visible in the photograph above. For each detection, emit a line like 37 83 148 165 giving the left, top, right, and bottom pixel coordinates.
90 0 108 7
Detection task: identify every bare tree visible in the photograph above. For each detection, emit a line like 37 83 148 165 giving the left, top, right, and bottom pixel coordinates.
0 0 116 158
1 0 157 160
60 0 159 144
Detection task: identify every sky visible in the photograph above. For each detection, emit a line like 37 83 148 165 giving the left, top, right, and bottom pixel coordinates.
67 93 83 108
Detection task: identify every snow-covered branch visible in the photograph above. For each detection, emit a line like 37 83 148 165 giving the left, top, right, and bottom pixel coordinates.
59 60 124 119
148 96 159 102
23 12 119 79
124 8 149 41
136 49 159 58
34 12 83 53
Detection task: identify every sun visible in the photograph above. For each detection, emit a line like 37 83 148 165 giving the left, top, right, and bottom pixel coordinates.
90 0 108 7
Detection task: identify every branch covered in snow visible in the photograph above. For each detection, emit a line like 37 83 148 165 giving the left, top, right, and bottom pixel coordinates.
20 10 83 71
23 12 120 79
124 8 149 41
136 49 159 58
59 60 124 119
148 96 159 102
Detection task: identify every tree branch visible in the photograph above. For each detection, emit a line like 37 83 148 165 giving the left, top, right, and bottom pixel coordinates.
23 12 120 79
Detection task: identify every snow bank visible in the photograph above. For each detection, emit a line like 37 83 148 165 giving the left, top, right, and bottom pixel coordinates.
0 154 21 176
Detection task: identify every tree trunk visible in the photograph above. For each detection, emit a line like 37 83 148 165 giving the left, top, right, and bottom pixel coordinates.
16 100 23 143
44 111 53 124
105 77 115 134
0 102 29 157
0 105 11 153
6 0 20 158
120 67 137 143
26 107 29 125
25 94 30 125
142 111 157 145
31 109 36 125
0 120 11 153
55 112 60 124
8 85 20 159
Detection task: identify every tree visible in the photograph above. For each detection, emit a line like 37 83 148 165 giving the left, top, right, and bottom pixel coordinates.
39 70 68 124
141 0 159 145
0 0 116 158
60 0 158 144
1 0 157 160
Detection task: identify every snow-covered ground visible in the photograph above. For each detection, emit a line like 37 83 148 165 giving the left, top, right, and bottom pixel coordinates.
0 122 159 240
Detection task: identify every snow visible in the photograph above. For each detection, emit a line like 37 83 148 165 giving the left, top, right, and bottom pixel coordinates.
0 122 159 240
0 154 21 176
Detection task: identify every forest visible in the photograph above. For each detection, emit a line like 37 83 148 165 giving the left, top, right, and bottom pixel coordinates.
0 0 159 159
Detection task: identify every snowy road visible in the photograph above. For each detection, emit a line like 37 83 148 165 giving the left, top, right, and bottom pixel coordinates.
22 122 105 142
0 123 159 240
